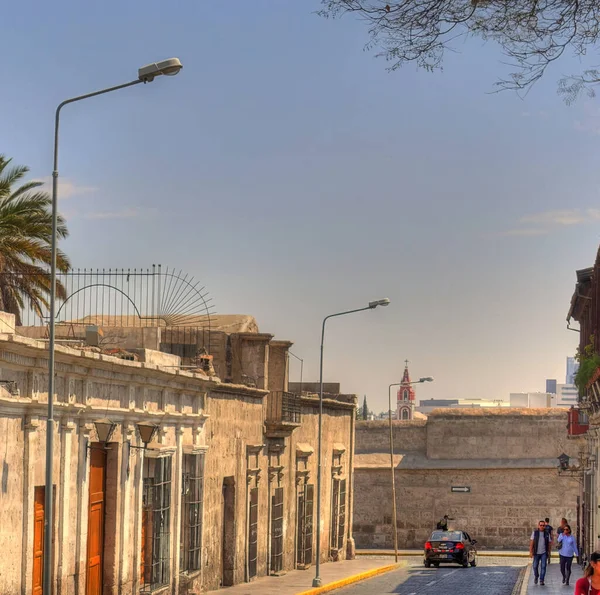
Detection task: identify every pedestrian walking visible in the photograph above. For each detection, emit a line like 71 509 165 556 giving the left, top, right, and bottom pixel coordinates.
545 517 554 564
557 517 568 537
557 524 578 586
436 515 453 531
530 519 551 586
575 551 600 594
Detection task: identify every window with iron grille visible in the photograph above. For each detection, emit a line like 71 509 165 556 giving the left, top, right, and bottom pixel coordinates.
330 478 346 552
296 483 314 568
180 453 204 574
141 456 172 593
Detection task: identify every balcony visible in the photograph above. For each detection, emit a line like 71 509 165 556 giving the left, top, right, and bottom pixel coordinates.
265 391 302 438
568 407 589 437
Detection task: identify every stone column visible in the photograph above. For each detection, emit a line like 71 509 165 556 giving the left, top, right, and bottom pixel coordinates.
21 416 40 595
74 422 92 595
118 424 136 591
172 426 185 593
57 418 76 595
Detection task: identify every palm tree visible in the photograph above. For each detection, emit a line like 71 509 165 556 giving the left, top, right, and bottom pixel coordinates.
0 155 70 325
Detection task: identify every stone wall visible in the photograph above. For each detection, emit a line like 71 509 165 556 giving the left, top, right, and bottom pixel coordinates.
353 409 580 550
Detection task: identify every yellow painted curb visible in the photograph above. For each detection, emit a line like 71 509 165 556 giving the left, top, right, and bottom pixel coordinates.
295 562 406 595
519 563 532 595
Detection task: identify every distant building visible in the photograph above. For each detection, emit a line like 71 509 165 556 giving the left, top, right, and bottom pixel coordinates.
556 384 578 407
416 398 507 414
546 379 557 394
509 392 554 408
566 357 579 385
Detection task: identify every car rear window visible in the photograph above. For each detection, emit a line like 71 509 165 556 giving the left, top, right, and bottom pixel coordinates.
430 531 463 541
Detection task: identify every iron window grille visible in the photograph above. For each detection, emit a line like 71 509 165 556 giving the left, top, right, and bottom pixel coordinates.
180 453 204 574
141 456 172 593
296 483 314 569
330 478 346 553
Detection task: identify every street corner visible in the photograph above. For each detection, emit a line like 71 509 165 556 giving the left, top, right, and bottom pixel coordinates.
296 562 407 595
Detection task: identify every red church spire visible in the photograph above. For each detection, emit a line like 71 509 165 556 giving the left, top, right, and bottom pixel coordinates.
396 360 416 420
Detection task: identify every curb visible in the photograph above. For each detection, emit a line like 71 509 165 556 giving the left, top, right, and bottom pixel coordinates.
356 550 531 558
295 562 406 595
519 563 532 595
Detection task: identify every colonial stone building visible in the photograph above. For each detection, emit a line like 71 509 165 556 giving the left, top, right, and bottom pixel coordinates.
566 244 600 561
353 408 579 550
0 313 356 594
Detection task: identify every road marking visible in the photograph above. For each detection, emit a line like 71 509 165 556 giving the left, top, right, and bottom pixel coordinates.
425 568 458 586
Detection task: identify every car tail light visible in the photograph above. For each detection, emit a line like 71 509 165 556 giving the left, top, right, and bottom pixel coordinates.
425 541 432 550
455 543 465 550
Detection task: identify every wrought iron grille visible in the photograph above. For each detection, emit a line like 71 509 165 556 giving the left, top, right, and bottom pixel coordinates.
9 264 214 327
296 483 313 569
180 453 204 574
270 487 284 573
141 456 172 593
4 265 217 356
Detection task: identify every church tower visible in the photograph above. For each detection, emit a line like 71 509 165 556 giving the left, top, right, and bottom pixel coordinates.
396 360 416 420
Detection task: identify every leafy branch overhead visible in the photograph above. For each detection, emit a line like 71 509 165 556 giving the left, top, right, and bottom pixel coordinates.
0 155 70 325
319 0 600 99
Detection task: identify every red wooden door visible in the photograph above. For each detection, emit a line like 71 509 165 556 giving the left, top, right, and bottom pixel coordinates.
86 447 106 595
33 487 45 595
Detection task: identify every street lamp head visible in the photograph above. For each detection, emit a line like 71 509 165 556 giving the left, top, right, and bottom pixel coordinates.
369 298 391 309
138 58 183 82
419 377 434 383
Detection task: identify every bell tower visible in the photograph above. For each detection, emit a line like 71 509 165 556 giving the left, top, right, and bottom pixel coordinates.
396 360 416 420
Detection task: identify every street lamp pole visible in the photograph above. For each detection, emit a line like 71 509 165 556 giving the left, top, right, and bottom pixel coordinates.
387 377 433 563
42 58 182 594
313 298 390 588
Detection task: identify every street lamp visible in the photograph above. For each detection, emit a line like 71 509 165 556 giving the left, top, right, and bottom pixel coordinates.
388 376 433 562
313 298 390 588
43 58 182 594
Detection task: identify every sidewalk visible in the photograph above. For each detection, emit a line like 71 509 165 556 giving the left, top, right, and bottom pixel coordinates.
204 559 404 595
526 558 584 593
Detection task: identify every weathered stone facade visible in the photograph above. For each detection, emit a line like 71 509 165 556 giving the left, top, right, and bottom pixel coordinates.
0 314 356 594
353 409 579 550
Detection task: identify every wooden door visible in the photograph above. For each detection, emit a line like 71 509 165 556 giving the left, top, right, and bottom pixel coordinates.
86 447 106 595
33 487 45 595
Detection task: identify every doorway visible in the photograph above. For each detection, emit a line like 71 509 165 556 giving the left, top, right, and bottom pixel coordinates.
221 477 235 587
86 446 107 595
33 487 45 595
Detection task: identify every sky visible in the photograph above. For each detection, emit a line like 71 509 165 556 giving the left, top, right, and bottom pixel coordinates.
2 1 600 413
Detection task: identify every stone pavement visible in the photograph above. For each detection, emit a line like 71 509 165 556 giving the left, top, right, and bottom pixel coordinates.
526 558 584 593
204 559 403 595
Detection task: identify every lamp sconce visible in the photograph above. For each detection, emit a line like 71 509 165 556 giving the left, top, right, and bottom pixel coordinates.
558 453 571 471
86 419 160 466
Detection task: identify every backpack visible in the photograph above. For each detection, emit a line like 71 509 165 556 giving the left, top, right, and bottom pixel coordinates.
436 521 443 530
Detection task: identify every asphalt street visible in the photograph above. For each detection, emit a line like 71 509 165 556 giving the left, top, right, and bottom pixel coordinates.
334 557 526 595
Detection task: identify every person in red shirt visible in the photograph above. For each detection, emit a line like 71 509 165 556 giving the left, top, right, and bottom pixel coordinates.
575 551 600 594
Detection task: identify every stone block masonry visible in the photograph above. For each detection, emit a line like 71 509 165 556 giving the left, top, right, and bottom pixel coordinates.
353 409 580 550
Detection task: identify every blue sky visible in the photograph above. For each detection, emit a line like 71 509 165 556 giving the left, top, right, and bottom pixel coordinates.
3 1 599 412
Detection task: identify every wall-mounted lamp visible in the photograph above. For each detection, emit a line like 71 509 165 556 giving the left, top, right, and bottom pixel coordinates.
93 418 117 443
558 453 570 471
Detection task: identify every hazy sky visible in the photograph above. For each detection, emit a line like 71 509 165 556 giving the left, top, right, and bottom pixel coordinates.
3 1 599 413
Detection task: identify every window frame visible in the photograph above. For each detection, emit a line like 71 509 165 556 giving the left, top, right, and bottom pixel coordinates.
180 452 205 576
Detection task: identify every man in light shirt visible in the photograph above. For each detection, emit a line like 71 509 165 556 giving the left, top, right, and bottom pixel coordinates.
530 520 551 586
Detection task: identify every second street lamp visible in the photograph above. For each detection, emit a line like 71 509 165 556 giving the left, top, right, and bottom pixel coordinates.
388 376 433 562
43 57 182 595
313 297 390 588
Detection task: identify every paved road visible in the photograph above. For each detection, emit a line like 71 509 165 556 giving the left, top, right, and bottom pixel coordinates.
335 557 526 595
